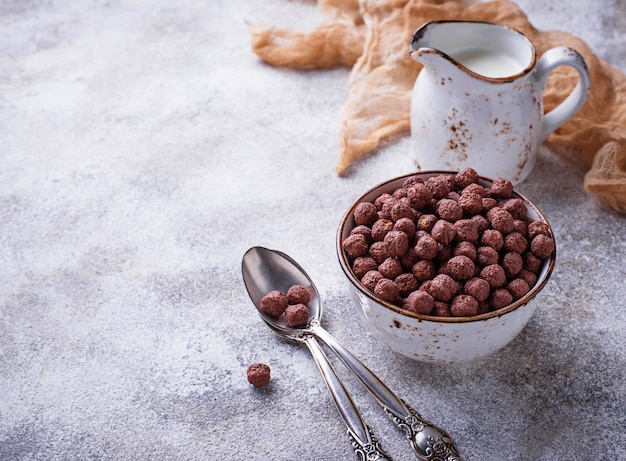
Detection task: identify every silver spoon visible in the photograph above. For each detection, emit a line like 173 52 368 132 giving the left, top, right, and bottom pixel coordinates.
241 246 462 461
242 246 392 460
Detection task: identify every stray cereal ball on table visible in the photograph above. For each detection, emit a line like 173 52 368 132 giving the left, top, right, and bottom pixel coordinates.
247 363 271 387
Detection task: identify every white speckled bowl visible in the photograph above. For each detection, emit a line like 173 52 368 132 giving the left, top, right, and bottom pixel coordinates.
337 171 556 363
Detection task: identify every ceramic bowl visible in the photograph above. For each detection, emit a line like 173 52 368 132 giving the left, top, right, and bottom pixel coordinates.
336 171 556 363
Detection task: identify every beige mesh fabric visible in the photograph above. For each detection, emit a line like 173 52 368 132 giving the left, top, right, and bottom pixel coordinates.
250 0 626 213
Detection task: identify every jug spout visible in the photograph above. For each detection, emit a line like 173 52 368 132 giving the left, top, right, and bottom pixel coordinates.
409 20 536 80
409 21 471 76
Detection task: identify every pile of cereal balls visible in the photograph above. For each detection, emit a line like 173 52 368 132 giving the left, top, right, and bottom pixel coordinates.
259 284 312 327
341 169 555 317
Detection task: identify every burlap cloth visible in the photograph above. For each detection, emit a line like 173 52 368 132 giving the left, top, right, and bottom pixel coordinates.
250 0 626 213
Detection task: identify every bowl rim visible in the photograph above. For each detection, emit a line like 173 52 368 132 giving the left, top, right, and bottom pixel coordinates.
336 170 556 324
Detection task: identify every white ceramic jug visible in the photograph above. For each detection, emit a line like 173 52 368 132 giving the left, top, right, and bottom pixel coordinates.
409 21 590 183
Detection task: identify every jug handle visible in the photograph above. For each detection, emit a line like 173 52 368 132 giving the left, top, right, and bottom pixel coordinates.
534 46 591 143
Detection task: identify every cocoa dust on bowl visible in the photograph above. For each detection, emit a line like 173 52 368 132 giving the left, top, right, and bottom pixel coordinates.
336 170 556 363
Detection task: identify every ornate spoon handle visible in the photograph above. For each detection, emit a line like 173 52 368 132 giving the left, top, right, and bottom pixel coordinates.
313 327 461 461
303 335 393 460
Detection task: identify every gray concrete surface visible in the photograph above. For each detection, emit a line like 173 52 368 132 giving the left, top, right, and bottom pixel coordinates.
1 1 625 460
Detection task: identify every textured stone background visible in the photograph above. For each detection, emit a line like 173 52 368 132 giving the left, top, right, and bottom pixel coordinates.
1 1 625 460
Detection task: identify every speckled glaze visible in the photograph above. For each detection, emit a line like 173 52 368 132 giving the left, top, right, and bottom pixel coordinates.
409 21 590 184
337 172 556 364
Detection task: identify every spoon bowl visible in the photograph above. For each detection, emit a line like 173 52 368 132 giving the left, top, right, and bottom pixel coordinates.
242 246 321 336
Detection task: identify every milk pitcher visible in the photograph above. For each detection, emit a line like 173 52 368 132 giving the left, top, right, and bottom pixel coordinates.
409 21 590 183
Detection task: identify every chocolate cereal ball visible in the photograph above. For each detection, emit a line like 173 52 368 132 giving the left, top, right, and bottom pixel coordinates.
471 214 490 233
247 363 271 387
391 201 417 222
406 183 433 209
476 246 499 267
393 217 416 237
458 192 483 216
395 273 420 297
379 257 403 279
480 264 507 288
500 198 527 220
489 288 513 309
432 301 452 317
417 214 438 232
443 255 475 281
350 225 372 243
342 233 368 258
463 182 487 197
425 274 458 302
260 290 289 317
402 290 435 315
352 256 379 279
285 303 310 327
403 175 424 188
451 294 479 317
437 198 463 222
426 175 452 199
501 252 523 277
504 231 528 253
374 278 400 303
287 285 311 305
361 270 384 292
528 220 551 239
453 219 479 243
354 202 378 226
369 241 389 264
455 167 479 189
412 259 437 282
518 269 538 288
482 197 497 211
371 219 394 241
384 230 409 258
415 234 439 260
464 277 491 302
489 177 514 198
481 229 504 251
507 278 530 299
488 208 515 234
454 241 477 260
431 219 456 244
531 234 555 259
523 252 543 273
